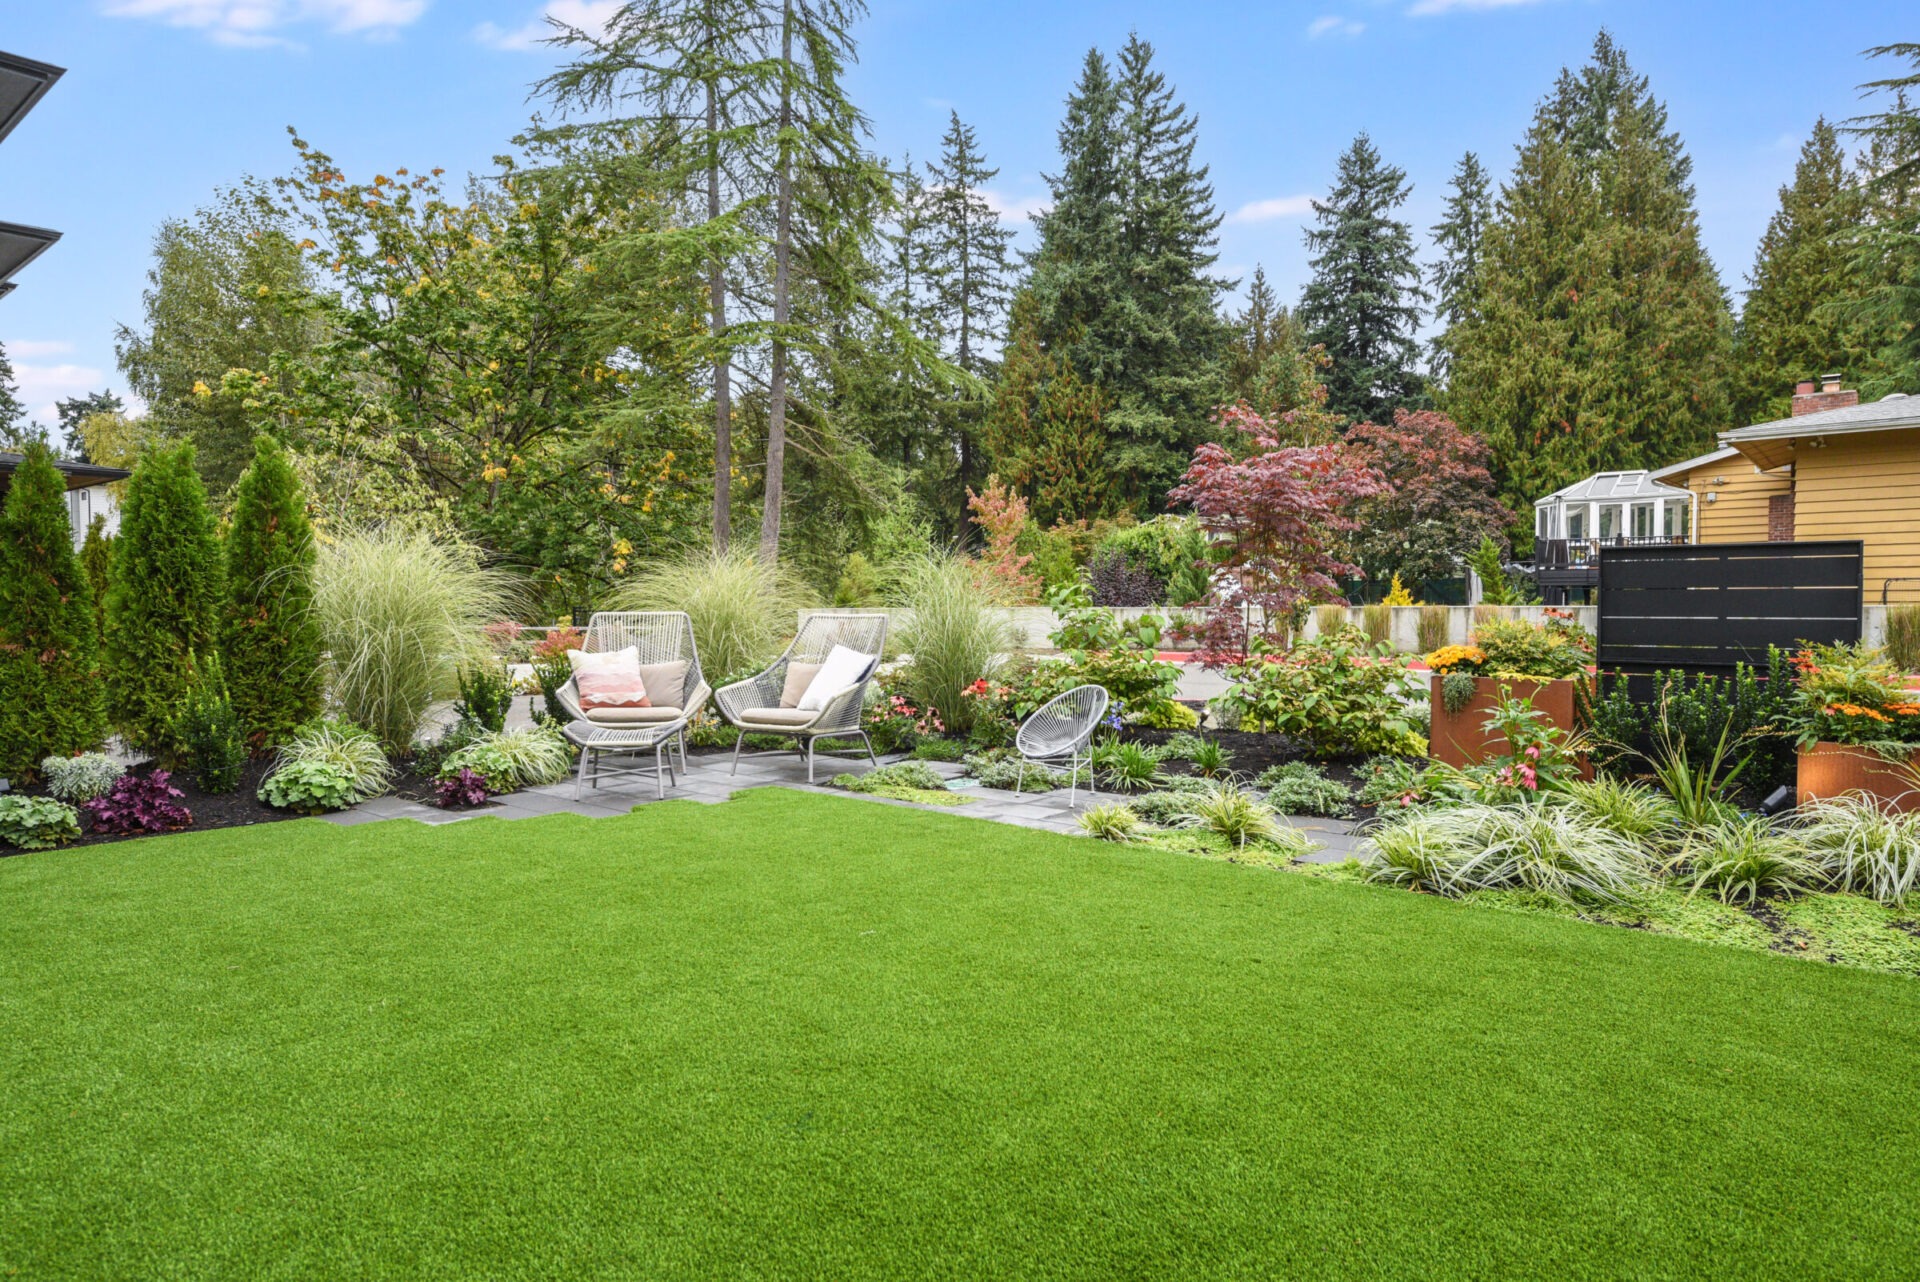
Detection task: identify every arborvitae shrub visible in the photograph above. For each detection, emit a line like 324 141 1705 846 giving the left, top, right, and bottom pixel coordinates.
80 513 113 636
173 651 246 794
220 435 323 749
0 443 107 780
103 442 224 760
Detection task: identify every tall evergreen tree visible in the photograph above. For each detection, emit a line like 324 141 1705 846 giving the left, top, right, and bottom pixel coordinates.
1427 152 1493 389
1735 120 1864 422
0 340 31 449
1447 32 1734 522
221 435 324 749
103 442 225 759
54 391 125 461
923 112 1016 497
1223 265 1310 418
1298 133 1427 421
982 294 1115 524
1018 36 1227 514
1843 48 1920 395
0 443 106 780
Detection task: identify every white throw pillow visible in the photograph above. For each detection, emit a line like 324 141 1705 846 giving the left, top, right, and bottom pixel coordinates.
567 645 641 677
797 644 874 712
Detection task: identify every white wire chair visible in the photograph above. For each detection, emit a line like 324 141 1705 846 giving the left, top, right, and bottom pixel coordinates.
1015 684 1110 806
554 611 711 795
715 613 888 782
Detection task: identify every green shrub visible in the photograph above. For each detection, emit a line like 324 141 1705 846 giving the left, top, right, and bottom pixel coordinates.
1221 633 1421 757
79 514 112 637
1089 516 1210 605
834 552 881 606
963 750 1067 792
1796 797 1920 907
1093 739 1166 792
313 529 514 753
258 759 358 814
1256 762 1354 817
453 660 515 734
278 720 393 801
1685 816 1821 905
172 653 246 794
0 442 107 780
908 737 969 762
616 545 814 682
442 725 573 792
220 435 323 750
1886 605 1920 674
103 442 223 761
895 553 1016 735
1160 733 1207 760
834 762 948 793
1416 606 1451 653
0 796 82 850
40 753 124 803
1079 803 1142 842
1355 755 1423 808
1129 699 1198 730
1125 790 1197 825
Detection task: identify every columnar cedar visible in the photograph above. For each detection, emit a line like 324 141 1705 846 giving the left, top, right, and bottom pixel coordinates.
221 435 323 748
0 443 107 779
103 442 224 759
79 513 112 636
1427 152 1493 390
1298 133 1428 421
982 294 1116 525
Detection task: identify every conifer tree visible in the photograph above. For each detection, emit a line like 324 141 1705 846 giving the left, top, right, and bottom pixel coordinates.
221 435 324 749
1843 48 1920 395
1447 32 1734 520
80 514 112 637
103 442 225 759
1224 265 1306 417
0 443 106 780
0 340 28 444
1298 133 1427 421
1427 152 1493 389
982 294 1115 524
1734 121 1863 423
1021 36 1226 513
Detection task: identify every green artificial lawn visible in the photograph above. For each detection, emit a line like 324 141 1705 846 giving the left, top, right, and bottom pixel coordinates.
3 789 1918 1279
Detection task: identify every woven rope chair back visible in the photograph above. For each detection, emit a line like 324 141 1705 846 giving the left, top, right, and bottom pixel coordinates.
786 613 888 666
1017 685 1110 759
583 612 703 691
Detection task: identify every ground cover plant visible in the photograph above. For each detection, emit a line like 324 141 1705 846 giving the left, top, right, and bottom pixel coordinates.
2 790 1916 1277
831 761 970 806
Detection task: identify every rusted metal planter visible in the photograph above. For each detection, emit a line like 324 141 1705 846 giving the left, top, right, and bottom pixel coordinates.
1428 674 1582 769
1796 742 1920 812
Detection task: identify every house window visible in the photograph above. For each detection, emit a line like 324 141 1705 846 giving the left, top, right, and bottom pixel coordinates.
1598 504 1622 539
1663 502 1690 540
1566 508 1587 540
1631 502 1654 539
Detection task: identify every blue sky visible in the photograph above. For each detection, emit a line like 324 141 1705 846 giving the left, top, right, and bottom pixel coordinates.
1 0 1911 423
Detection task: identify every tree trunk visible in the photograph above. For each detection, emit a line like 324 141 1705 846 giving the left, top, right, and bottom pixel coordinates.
758 0 793 564
706 69 731 551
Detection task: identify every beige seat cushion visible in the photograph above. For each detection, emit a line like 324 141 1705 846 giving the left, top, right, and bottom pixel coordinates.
637 660 689 710
734 707 819 728
584 705 684 726
779 662 821 708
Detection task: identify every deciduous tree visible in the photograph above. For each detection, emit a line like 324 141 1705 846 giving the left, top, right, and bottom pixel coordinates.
1343 410 1511 587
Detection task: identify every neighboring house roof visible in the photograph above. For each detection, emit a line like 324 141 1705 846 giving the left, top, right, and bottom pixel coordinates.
1649 447 1743 483
1719 392 1920 470
1535 469 1692 507
0 452 133 492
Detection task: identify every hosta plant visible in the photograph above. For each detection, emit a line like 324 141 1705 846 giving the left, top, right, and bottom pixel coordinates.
0 796 82 851
81 771 194 834
259 759 359 814
40 753 125 803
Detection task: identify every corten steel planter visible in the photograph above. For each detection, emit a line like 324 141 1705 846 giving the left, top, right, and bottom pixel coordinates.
1796 742 1920 812
1429 674 1583 769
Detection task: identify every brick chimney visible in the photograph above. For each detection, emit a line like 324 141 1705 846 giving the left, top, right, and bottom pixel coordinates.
1791 372 1860 417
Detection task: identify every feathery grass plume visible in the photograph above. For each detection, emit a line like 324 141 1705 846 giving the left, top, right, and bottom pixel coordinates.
893 552 1016 735
616 545 813 682
313 529 516 753
1416 605 1451 653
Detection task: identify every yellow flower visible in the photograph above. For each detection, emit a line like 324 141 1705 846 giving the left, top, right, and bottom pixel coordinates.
481 464 508 483
192 381 212 397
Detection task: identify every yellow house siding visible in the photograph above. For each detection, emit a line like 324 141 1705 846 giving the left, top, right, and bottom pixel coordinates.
1670 459 1790 544
1792 427 1920 604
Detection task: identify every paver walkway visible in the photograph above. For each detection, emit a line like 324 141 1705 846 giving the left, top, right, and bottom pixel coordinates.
322 749 1361 863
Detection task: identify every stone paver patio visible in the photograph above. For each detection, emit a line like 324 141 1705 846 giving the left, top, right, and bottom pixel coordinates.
322 749 1361 863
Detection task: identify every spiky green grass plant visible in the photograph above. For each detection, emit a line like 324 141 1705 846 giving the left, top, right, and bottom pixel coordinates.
1796 797 1920 906
892 553 1016 736
615 545 814 683
1684 815 1822 906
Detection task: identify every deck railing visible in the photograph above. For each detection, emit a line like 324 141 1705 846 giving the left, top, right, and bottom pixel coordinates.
1534 534 1688 570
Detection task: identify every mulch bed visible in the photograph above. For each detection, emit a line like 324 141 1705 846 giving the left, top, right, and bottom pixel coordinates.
8 756 458 853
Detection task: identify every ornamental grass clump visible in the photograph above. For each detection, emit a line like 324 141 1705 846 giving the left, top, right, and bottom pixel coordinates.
442 725 572 792
1551 776 1681 851
1079 803 1142 842
1684 816 1822 906
274 720 393 801
1362 801 1650 904
1174 780 1305 853
1093 739 1167 792
894 553 1017 736
313 529 516 753
616 546 813 683
1795 796 1920 907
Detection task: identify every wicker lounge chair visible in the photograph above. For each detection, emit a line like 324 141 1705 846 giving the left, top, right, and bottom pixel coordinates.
716 613 888 782
555 611 711 798
1016 684 1110 806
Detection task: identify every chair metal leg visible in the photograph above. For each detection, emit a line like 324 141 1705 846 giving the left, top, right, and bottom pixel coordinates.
1017 762 1025 794
862 730 877 766
1067 753 1077 807
655 743 666 800
731 730 746 775
806 736 816 783
574 743 591 801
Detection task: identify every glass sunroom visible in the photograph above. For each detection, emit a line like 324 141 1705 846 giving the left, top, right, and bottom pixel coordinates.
1533 470 1694 546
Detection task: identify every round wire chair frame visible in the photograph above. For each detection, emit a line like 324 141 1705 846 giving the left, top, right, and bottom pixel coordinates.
1015 684 1110 806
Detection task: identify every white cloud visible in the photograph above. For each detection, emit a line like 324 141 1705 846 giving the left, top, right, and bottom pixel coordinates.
474 0 621 51
103 0 428 47
976 189 1050 224
3 339 75 360
1226 195 1317 224
9 360 109 425
1307 15 1365 38
1408 0 1550 14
